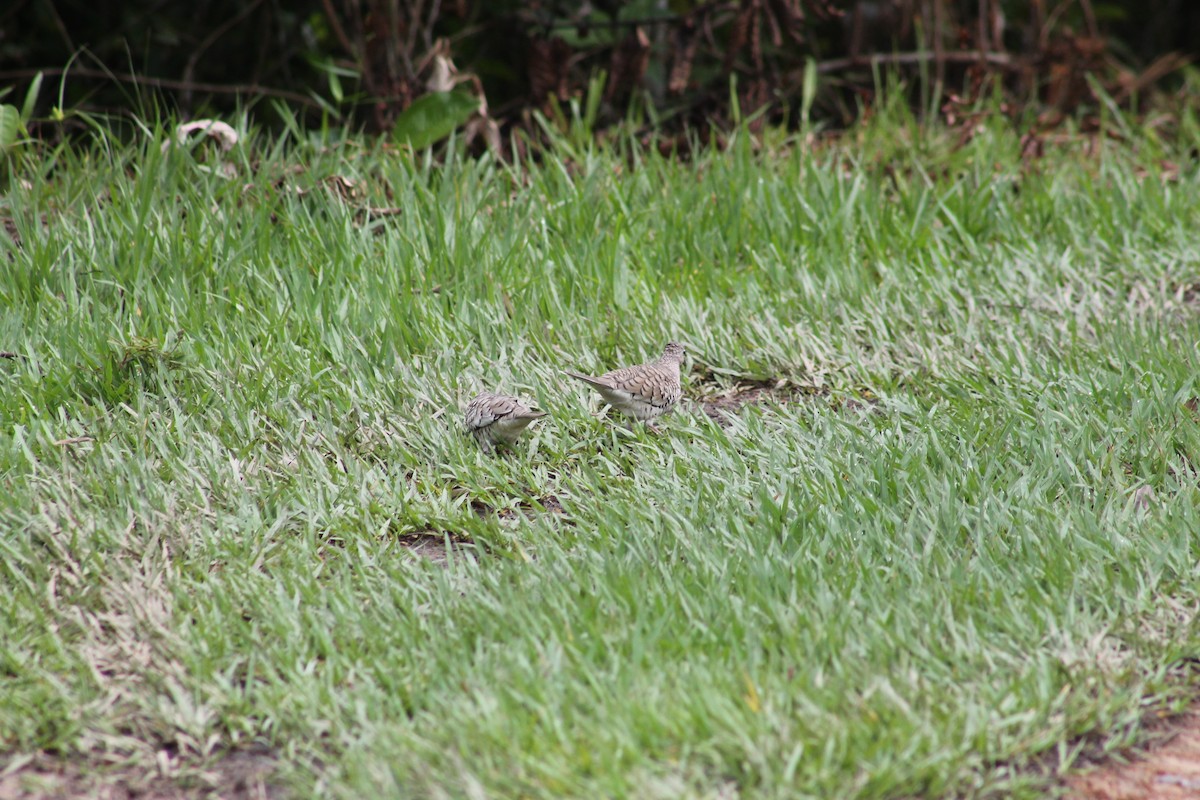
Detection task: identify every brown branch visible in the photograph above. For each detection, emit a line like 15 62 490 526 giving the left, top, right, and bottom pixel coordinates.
182 0 268 107
0 67 324 109
1040 0 1071 48
978 0 988 56
1111 52 1191 103
1031 0 1046 49
344 0 389 130
321 0 359 60
424 0 444 54
545 1 731 31
932 0 946 93
816 50 1019 74
182 0 267 101
42 0 76 55
1078 0 1099 39
546 13 675 30
0 0 33 29
407 0 427 72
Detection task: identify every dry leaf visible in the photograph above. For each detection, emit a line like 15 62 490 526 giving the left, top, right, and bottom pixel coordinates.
426 54 460 94
606 27 651 104
325 175 366 201
528 36 572 106
668 21 699 94
163 120 239 153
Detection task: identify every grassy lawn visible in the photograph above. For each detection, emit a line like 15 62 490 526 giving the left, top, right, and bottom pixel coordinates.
2 108 1199 798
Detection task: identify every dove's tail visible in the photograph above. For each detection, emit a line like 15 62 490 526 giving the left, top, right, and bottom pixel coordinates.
565 370 610 390
516 410 549 420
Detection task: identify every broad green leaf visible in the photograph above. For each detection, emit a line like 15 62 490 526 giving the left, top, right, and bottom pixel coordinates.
392 91 480 151
328 71 343 105
21 71 43 122
801 57 818 127
0 104 19 150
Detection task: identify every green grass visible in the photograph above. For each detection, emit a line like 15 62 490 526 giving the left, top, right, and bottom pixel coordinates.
2 110 1200 798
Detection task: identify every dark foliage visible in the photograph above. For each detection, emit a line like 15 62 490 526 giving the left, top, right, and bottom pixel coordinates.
1 0 1196 138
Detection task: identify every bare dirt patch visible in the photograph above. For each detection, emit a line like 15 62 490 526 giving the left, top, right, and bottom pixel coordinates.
496 494 567 520
1066 708 1200 799
398 531 474 565
470 494 568 522
398 495 568 565
693 377 877 427
0 748 281 800
694 378 806 427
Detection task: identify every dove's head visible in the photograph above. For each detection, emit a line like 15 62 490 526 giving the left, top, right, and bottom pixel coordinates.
662 342 687 363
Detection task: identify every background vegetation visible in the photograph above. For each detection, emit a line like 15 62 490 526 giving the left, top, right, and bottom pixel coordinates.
2 0 1198 145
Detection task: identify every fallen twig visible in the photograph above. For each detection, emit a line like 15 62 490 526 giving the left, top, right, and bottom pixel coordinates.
816 50 1019 74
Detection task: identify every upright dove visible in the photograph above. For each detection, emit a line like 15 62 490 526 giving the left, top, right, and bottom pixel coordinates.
565 342 686 430
464 392 548 453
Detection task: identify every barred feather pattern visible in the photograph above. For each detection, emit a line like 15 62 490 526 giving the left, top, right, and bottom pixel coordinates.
464 392 548 452
566 342 686 423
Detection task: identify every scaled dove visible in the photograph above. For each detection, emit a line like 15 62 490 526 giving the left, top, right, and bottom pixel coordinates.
565 342 686 430
464 392 548 453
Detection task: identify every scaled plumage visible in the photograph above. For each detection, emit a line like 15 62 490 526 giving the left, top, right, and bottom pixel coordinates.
464 392 548 452
565 342 686 428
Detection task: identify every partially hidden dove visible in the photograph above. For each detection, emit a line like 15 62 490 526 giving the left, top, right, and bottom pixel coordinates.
565 342 686 430
464 392 548 453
